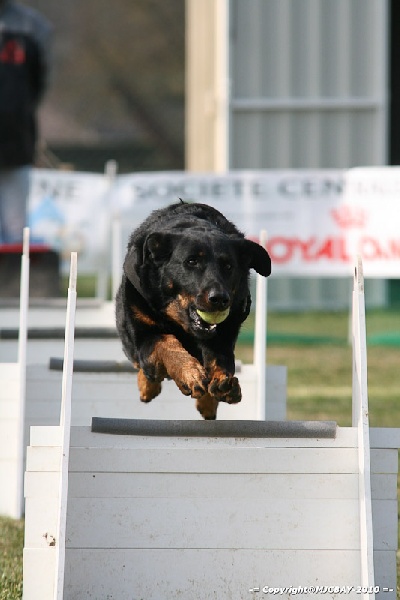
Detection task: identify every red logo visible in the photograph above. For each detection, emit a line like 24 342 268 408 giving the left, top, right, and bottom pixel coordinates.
331 205 367 229
0 40 26 65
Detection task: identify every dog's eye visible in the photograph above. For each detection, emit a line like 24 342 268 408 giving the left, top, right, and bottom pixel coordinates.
186 257 198 267
221 261 232 271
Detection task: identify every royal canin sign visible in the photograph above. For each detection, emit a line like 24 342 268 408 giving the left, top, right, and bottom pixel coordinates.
29 167 400 278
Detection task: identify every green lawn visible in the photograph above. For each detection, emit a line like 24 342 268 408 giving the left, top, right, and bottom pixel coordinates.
1 309 400 597
238 309 400 429
0 517 23 600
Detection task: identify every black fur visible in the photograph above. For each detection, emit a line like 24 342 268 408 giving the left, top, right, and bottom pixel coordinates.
116 201 271 419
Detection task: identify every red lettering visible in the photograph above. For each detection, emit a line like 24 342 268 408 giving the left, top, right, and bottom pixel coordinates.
297 238 317 261
360 237 385 260
268 236 353 264
338 237 351 262
388 239 400 258
268 237 294 264
299 237 350 262
358 237 400 261
314 238 335 260
256 235 400 266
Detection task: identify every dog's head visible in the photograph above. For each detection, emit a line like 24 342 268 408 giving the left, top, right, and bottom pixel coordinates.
124 227 271 339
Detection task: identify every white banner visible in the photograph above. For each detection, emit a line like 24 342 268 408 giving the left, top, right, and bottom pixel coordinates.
28 169 110 272
28 167 400 278
113 170 346 277
341 168 400 278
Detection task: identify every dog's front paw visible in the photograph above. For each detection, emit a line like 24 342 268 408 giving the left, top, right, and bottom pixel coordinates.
208 368 242 404
175 358 208 400
196 393 219 420
138 369 162 403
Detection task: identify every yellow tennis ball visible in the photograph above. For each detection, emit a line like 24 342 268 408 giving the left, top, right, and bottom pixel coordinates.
196 308 230 325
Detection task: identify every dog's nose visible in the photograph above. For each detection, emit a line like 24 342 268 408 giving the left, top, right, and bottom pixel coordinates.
207 289 230 309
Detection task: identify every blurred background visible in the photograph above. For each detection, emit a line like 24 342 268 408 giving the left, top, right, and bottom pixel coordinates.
23 0 400 173
24 0 185 173
11 0 400 311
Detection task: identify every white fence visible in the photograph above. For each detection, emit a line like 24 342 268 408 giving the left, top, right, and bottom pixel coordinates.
0 361 287 518
23 424 398 599
0 230 29 518
0 299 123 364
0 240 286 518
21 257 400 598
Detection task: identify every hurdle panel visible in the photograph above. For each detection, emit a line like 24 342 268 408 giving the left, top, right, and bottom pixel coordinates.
22 255 400 598
5 363 285 515
23 423 398 600
369 428 400 593
0 333 125 364
0 230 29 518
0 299 116 330
352 257 375 595
5 340 282 520
0 363 22 517
24 362 286 424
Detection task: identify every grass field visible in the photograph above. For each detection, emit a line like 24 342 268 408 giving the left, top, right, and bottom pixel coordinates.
1 308 400 597
0 517 23 600
238 309 400 428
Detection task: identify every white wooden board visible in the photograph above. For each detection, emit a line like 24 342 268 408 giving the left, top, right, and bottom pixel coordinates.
67 446 359 474
1 361 287 517
0 338 125 363
61 472 361 500
23 549 56 600
69 424 357 448
0 462 18 516
23 425 399 600
62 549 362 600
0 300 116 329
23 364 286 421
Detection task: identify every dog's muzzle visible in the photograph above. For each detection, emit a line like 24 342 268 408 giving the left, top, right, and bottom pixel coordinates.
189 306 218 337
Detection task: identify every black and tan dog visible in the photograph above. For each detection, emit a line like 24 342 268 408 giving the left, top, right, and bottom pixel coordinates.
116 201 271 419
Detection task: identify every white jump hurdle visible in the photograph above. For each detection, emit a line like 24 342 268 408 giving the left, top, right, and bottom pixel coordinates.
0 362 286 517
24 362 286 426
0 315 124 364
22 256 400 599
0 240 286 518
0 298 116 330
0 237 120 364
0 229 29 519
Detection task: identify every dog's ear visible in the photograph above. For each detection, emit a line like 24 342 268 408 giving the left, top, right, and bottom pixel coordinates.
123 244 141 287
123 232 177 286
237 239 271 277
144 232 176 266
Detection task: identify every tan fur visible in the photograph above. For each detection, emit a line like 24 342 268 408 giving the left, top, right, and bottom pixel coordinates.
145 334 207 400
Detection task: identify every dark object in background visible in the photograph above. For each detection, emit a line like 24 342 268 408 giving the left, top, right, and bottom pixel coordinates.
0 245 60 297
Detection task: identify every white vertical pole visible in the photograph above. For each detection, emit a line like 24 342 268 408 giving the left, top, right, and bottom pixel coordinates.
54 252 77 600
111 216 122 301
255 230 268 420
108 159 121 300
215 0 229 171
347 276 353 346
352 256 375 597
15 227 30 519
96 160 118 300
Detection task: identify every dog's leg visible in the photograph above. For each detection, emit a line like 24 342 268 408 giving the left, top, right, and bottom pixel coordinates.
137 368 162 403
196 393 219 420
145 334 208 400
203 356 242 405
